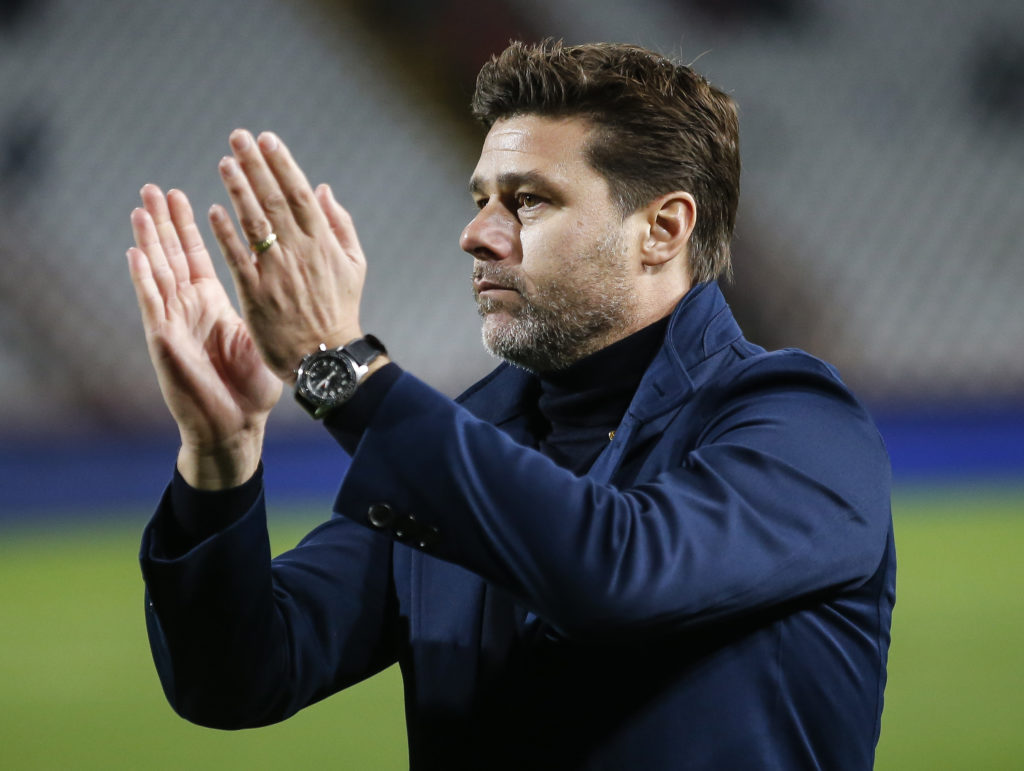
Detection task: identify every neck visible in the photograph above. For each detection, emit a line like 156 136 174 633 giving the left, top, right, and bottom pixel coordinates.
534 315 671 472
601 272 689 353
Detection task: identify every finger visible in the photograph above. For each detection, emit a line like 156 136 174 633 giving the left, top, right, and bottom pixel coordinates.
167 189 217 281
130 206 177 304
209 203 259 292
223 129 293 248
140 184 190 285
126 246 166 329
258 131 326 236
316 184 365 262
218 152 281 258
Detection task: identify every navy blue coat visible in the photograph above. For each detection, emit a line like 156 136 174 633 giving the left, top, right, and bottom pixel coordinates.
141 282 895 769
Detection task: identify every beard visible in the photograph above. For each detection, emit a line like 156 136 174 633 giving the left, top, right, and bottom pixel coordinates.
473 230 637 372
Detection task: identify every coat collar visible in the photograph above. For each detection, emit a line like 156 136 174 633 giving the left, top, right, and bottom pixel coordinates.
628 280 742 421
456 281 743 428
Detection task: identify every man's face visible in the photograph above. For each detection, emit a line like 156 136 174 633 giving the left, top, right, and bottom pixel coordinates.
462 114 640 372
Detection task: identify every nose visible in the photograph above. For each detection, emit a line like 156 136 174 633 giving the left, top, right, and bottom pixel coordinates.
460 201 518 262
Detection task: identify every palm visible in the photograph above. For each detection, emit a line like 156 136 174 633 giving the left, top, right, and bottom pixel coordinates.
129 187 282 449
152 274 281 443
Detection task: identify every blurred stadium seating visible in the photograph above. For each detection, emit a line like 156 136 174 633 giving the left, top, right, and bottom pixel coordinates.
0 0 1020 509
0 4 1021 769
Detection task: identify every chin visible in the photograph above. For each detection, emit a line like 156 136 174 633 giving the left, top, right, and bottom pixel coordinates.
480 314 509 347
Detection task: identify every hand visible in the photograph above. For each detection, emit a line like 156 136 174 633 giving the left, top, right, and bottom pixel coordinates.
127 185 282 489
209 129 368 380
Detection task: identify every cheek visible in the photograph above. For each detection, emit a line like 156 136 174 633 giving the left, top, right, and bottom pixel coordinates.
519 223 577 276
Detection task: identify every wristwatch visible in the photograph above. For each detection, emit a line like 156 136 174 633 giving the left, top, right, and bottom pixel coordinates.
294 335 387 419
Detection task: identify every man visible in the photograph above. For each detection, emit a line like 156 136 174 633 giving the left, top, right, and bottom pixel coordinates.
128 41 894 769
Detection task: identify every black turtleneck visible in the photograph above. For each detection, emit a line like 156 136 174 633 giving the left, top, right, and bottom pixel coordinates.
535 316 670 475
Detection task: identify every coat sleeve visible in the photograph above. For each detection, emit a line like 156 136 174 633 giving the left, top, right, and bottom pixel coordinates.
333 357 892 640
140 483 399 729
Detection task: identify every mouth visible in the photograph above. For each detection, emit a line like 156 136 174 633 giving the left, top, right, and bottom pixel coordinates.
473 270 523 298
474 279 517 294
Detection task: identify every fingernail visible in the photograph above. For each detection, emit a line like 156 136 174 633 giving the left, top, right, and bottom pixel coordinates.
219 156 236 176
230 129 251 151
259 132 279 152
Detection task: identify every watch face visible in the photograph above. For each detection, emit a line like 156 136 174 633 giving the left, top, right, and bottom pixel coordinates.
297 351 358 408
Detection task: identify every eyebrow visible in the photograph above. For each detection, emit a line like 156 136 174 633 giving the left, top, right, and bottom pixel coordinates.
468 170 557 197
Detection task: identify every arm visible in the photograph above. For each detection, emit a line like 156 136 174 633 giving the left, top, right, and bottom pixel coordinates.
127 134 394 725
332 362 891 640
141 478 398 728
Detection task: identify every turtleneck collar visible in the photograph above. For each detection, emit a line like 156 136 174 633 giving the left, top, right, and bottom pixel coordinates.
535 315 671 474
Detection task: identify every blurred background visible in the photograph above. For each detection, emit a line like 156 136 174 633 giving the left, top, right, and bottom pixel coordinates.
1 0 1021 768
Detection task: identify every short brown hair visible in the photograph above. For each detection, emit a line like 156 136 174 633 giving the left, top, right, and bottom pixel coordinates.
472 40 740 283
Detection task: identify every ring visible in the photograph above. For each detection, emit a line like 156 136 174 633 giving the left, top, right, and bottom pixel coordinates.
251 232 277 253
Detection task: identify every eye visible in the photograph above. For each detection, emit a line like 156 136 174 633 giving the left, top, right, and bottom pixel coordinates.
516 193 543 210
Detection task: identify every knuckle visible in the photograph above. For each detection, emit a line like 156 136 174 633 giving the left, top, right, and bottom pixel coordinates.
239 213 265 235
225 175 248 196
285 185 314 210
259 190 288 213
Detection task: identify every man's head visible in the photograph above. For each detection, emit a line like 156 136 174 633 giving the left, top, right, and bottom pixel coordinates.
471 40 741 284
462 41 740 372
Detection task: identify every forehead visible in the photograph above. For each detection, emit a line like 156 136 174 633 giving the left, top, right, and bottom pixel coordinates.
470 114 601 190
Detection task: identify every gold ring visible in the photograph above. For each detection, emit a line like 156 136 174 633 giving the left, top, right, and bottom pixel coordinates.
251 232 277 253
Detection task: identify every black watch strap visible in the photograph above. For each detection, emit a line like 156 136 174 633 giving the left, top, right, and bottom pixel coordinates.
345 334 388 366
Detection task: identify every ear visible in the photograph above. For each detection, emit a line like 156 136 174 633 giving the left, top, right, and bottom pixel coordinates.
640 192 696 270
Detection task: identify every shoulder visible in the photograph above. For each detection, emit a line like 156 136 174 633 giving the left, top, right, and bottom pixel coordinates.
686 340 885 459
696 343 889 481
708 341 857 408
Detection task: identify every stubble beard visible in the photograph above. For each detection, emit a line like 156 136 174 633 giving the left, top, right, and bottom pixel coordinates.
474 231 637 373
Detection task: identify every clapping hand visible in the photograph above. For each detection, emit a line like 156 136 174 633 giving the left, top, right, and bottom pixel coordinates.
128 130 371 489
207 130 368 378
128 185 282 489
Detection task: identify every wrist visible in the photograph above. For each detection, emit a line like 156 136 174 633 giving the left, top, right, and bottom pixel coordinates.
363 354 390 381
293 335 388 419
177 425 265 491
285 327 366 383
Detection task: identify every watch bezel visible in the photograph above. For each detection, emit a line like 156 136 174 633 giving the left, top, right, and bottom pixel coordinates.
296 348 360 414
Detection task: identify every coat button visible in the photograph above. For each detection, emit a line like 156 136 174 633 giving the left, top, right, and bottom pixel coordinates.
367 503 394 529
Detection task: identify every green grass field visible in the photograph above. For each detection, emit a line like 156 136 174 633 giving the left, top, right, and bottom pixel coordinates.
1 486 1021 769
